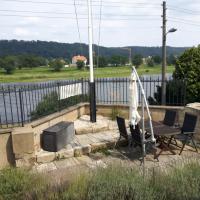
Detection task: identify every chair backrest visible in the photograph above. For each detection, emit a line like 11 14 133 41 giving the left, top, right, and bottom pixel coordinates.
163 109 177 126
116 116 128 140
181 113 197 133
130 124 141 145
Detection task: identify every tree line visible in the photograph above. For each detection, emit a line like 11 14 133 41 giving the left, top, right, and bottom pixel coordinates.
0 40 187 58
0 53 177 74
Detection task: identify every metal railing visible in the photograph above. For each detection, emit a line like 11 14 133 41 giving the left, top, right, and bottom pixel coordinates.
0 77 186 128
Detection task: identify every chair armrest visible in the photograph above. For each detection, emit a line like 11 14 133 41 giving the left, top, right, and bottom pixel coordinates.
182 131 195 135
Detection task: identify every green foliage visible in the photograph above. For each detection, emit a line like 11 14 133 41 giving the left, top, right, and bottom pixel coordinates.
0 168 46 200
31 92 88 120
152 55 162 64
109 55 128 66
17 54 47 69
148 79 185 106
146 57 155 67
96 56 108 68
1 160 200 200
76 60 85 70
167 54 177 65
0 40 187 59
132 54 143 68
49 59 64 72
0 56 17 74
66 160 200 200
173 46 200 103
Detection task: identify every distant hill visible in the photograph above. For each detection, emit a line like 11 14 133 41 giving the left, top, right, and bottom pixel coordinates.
0 40 189 59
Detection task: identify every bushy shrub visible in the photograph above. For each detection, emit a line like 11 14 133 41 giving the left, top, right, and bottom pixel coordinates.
173 46 200 103
0 168 46 200
76 60 85 70
31 92 88 120
0 56 17 74
49 59 64 72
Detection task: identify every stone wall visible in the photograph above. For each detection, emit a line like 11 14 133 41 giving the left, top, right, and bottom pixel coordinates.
0 102 199 168
0 130 15 168
85 104 185 124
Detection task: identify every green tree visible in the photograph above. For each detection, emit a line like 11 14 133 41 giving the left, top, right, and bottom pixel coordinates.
146 57 155 67
17 54 47 69
132 54 143 68
1 56 17 74
152 55 161 64
96 56 108 68
173 46 200 103
76 60 85 70
49 59 64 72
167 54 177 65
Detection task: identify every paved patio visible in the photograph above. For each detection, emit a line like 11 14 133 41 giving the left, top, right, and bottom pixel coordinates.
33 115 200 183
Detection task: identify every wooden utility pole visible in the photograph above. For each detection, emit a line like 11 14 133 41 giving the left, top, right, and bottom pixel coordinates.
161 1 167 105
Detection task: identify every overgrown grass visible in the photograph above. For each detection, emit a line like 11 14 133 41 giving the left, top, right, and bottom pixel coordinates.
0 65 175 83
1 159 199 200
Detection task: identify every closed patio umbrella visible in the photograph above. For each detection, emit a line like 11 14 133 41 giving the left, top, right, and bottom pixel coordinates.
129 69 141 127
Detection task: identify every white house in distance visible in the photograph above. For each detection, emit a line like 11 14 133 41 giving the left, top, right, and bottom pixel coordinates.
72 55 87 66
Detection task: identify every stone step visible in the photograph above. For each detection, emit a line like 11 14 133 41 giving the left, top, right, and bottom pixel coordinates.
35 130 123 165
74 115 129 135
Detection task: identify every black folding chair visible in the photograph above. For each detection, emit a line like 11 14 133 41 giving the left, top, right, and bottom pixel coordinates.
116 116 132 148
173 113 198 155
162 109 177 126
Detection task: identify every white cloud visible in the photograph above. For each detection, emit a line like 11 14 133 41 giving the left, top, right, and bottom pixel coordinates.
13 27 29 36
0 0 199 47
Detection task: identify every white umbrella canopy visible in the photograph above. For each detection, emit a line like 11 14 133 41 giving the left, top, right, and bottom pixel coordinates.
129 69 141 127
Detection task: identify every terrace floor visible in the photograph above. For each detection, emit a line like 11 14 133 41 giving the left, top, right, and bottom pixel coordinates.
33 115 200 183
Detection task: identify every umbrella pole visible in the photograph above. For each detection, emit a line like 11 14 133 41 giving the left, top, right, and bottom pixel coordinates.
141 95 146 176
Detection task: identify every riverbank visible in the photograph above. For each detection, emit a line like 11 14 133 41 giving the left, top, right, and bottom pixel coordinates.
0 65 174 83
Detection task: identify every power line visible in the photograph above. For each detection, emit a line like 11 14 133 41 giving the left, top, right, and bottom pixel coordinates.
168 17 200 25
74 0 83 55
168 5 200 15
0 9 160 17
0 13 160 21
0 0 160 8
169 19 200 28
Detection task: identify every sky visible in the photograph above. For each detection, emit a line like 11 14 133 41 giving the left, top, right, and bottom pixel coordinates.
0 0 200 47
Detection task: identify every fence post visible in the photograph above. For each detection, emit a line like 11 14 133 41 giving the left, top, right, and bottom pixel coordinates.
57 82 61 111
19 89 24 127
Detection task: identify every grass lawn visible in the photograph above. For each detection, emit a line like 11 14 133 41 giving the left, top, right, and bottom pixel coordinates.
0 65 175 83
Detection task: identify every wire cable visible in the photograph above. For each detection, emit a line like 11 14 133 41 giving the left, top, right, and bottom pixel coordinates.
74 0 83 55
97 0 103 68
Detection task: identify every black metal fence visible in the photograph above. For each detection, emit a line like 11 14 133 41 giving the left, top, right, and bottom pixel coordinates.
0 77 186 128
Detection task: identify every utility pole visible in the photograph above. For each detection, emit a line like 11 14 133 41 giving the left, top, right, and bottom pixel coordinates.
87 0 96 122
161 1 167 105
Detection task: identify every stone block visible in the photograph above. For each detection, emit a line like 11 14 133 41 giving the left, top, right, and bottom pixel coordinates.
56 148 74 159
15 156 36 168
36 151 56 163
91 142 107 152
12 128 34 155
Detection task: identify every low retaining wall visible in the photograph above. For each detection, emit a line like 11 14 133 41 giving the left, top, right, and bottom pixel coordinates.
0 102 199 168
